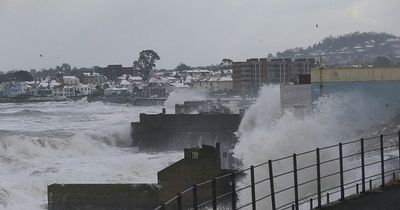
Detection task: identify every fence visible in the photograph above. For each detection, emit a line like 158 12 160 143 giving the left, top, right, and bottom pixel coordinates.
155 132 400 210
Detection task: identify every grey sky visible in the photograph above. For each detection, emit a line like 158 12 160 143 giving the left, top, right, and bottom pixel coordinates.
0 0 399 71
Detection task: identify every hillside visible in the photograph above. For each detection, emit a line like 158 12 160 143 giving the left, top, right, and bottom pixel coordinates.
276 32 400 67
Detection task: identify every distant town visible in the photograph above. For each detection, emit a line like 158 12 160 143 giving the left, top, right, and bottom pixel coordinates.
0 32 399 103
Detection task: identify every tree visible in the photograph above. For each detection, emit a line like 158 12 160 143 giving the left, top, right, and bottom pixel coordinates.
61 63 71 72
8 70 34 81
220 58 233 67
133 50 160 80
373 56 392 67
175 63 191 72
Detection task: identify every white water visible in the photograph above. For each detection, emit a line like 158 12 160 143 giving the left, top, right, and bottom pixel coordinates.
234 85 400 209
0 100 182 210
164 89 209 113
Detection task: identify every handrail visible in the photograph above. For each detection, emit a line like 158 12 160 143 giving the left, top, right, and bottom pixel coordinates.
154 131 400 210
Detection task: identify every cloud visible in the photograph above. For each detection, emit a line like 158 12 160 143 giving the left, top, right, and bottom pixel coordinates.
0 0 399 71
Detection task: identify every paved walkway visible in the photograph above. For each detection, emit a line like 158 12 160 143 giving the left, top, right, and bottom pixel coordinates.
321 184 400 210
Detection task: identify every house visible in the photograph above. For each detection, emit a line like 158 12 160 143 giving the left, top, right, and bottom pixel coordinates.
83 73 107 86
104 87 129 96
0 82 6 95
193 75 233 92
181 69 211 78
120 79 134 93
53 83 92 97
63 76 80 85
2 82 30 98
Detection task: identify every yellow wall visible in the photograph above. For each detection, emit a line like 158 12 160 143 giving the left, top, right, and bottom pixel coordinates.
311 67 400 83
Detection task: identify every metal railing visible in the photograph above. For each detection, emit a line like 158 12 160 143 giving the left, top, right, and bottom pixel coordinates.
155 131 400 210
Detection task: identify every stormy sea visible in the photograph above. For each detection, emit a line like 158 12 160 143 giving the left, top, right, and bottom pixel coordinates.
1 86 399 210
0 100 182 210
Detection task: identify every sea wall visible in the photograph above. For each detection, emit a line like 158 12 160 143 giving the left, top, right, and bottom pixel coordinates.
48 184 161 210
131 113 241 152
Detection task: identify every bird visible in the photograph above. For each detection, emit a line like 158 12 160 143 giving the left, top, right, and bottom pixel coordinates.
40 54 43 58
316 24 319 28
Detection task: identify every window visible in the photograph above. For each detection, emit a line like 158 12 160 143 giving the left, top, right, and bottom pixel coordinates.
191 151 199 159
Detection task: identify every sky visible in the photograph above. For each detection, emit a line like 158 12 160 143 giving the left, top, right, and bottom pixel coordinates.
0 0 399 72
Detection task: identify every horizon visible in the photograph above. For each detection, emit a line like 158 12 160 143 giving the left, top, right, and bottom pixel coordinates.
1 0 399 71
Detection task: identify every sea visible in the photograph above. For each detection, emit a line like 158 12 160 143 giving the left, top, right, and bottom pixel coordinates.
0 100 182 209
1 86 399 210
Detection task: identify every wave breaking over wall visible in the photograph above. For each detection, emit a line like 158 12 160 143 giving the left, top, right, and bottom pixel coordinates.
234 85 400 209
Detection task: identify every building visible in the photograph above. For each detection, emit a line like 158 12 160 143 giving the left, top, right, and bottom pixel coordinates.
0 82 6 95
2 82 30 98
311 68 400 113
62 76 80 85
267 58 293 84
83 72 107 86
104 87 129 96
193 75 233 92
293 58 316 84
99 65 136 81
157 144 233 208
232 58 268 96
268 58 315 84
53 83 91 97
232 58 315 96
181 69 211 79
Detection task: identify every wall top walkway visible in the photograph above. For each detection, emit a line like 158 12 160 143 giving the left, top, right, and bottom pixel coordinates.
321 183 400 210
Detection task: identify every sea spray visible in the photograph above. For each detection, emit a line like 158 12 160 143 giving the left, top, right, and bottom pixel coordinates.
164 88 209 113
234 85 399 209
0 101 181 210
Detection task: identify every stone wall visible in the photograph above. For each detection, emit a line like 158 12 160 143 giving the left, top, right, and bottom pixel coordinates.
48 184 161 210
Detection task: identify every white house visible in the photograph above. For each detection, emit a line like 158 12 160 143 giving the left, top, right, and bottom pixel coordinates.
193 75 233 92
63 76 80 85
120 79 134 93
53 83 92 97
104 87 129 96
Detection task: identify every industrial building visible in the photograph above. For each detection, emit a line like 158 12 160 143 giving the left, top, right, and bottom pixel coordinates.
232 58 268 97
233 57 315 96
311 67 400 114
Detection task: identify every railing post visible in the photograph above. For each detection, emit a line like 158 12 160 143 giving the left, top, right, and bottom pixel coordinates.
293 154 299 210
192 185 198 210
369 179 372 190
250 165 256 210
326 193 329 204
356 183 359 194
380 134 385 189
177 193 182 210
398 132 400 172
316 148 321 208
230 173 236 210
212 178 217 210
160 203 166 210
361 138 366 193
309 198 313 210
268 160 276 210
339 143 344 200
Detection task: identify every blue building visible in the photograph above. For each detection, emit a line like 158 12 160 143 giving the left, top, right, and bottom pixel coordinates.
311 67 400 114
2 82 26 98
